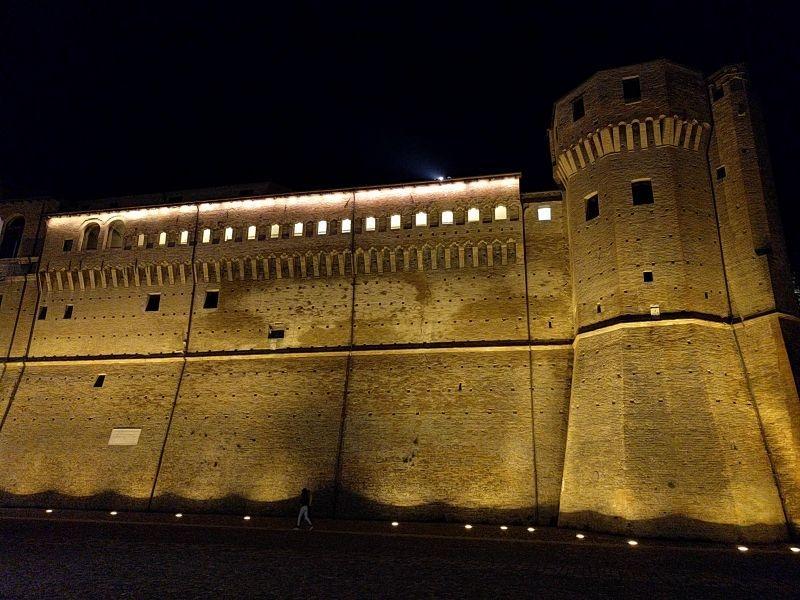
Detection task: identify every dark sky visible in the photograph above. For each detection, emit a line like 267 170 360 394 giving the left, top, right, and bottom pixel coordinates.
1 1 798 268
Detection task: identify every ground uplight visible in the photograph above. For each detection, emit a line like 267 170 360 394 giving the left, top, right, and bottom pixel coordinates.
737 545 749 552
627 540 638 546
576 533 585 539
109 511 118 516
464 524 472 530
175 513 183 518
45 509 53 514
243 516 251 521
527 527 535 532
500 526 508 531
391 521 399 527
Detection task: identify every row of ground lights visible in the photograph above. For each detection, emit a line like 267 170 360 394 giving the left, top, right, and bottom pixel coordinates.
39 510 800 553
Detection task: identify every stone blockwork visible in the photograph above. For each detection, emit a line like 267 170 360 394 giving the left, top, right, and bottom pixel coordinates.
0 60 798 543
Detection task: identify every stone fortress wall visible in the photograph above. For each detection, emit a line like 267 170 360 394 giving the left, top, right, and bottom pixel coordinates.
0 59 798 542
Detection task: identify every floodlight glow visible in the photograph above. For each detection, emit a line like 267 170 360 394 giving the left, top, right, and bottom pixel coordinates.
627 540 638 546
45 509 53 513
500 526 508 531
437 176 444 181
391 521 399 527
464 524 473 530
243 516 251 521
109 511 118 516
175 513 183 518
737 545 748 552
576 533 585 539
790 547 800 553
527 527 535 532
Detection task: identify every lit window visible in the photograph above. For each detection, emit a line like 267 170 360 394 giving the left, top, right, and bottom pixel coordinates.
415 212 427 227
137 233 146 247
390 214 401 230
494 205 507 220
179 230 189 245
293 222 303 237
537 206 552 221
365 217 376 232
317 220 328 235
441 210 454 225
341 218 352 234
467 208 480 223
202 229 211 243
270 224 280 239
247 225 257 240
158 232 167 246
224 227 234 241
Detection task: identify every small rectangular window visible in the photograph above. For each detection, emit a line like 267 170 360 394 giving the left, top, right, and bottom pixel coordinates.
63 305 74 319
0 294 3 308
623 76 641 103
631 179 654 205
38 306 48 320
145 293 161 312
62 239 74 252
441 210 454 225
94 374 106 388
203 290 219 309
202 229 212 243
711 86 724 102
341 219 352 234
293 222 303 237
179 230 189 245
643 271 654 283
268 326 285 339
572 96 585 121
137 234 146 247
270 224 280 239
585 193 599 221
716 166 727 181
317 221 328 235
537 206 552 221
365 217 377 232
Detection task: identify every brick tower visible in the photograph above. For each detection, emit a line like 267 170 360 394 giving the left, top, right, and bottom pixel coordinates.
550 60 796 541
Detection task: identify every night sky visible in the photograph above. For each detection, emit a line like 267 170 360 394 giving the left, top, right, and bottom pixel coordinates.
1 1 798 269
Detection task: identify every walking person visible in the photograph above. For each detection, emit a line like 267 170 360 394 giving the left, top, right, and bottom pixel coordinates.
295 487 313 530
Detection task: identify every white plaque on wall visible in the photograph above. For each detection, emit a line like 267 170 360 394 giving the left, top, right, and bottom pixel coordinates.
108 428 142 446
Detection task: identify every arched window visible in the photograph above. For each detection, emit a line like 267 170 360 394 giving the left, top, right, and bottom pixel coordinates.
293 222 303 237
494 205 507 220
441 210 454 225
415 211 428 227
365 217 376 232
158 232 168 246
390 214 401 230
270 224 280 239
247 225 257 240
341 218 352 234
317 221 328 235
82 223 100 251
467 207 480 223
0 216 25 258
106 220 125 249
224 227 234 241
202 228 212 243
179 230 189 245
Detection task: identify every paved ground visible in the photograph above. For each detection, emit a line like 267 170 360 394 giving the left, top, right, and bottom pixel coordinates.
1 512 799 599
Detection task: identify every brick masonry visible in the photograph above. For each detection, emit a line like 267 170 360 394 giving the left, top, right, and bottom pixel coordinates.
0 59 798 542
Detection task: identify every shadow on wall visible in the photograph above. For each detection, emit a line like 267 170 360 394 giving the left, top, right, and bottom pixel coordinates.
0 486 536 525
558 510 788 544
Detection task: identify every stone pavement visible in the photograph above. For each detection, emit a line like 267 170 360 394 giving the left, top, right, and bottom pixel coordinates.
1 509 799 599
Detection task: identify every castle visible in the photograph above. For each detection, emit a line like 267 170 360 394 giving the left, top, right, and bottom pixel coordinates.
1 60 798 542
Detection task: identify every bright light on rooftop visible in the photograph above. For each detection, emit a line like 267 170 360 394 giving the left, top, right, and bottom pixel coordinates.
437 176 444 181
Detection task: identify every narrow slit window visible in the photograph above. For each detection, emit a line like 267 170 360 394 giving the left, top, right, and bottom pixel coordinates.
202 229 212 243
247 225 257 240
341 219 352 234
415 212 427 227
224 227 234 241
572 96 585 121
38 306 48 320
537 206 552 221
623 76 641 103
441 210 454 225
716 166 727 181
494 205 507 220
179 230 189 245
631 179 654 205
270 224 280 239
158 232 167 246
63 304 74 319
145 293 161 312
467 208 480 223
203 290 219 309
365 217 377 232
317 221 328 235
643 271 654 283
94 374 105 388
596 304 602 314
585 193 600 221
293 222 303 237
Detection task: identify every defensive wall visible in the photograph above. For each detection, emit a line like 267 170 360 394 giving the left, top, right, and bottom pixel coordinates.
0 59 798 542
